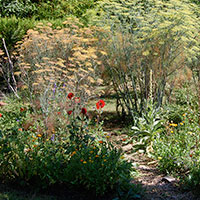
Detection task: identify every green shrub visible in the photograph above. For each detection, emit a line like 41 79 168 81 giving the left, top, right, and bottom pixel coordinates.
190 0 200 5
0 0 101 24
130 101 165 154
0 16 72 52
153 106 200 179
0 98 31 133
162 84 198 124
35 0 98 22
0 16 36 51
185 161 200 190
0 98 140 197
0 0 36 18
162 104 186 124
172 86 198 109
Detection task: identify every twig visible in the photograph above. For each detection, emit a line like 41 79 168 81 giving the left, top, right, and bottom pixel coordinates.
1 38 19 99
0 63 20 98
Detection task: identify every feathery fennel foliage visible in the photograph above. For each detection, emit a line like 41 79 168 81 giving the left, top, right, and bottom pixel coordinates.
94 0 200 117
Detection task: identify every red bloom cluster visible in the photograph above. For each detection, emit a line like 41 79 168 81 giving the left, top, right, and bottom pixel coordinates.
96 99 105 109
0 113 2 117
68 93 74 100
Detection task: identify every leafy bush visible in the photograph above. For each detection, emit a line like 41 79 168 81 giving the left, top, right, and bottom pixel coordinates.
0 16 36 51
172 86 198 109
185 160 200 190
0 0 100 24
0 17 73 52
152 84 200 187
0 98 140 197
130 102 164 154
162 84 198 124
35 0 99 23
0 0 36 18
190 0 200 5
153 105 200 178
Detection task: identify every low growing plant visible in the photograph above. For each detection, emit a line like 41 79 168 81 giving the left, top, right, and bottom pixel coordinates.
130 102 164 155
0 96 141 197
153 105 200 180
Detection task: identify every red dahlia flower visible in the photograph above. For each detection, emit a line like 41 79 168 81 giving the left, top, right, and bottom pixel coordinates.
81 108 87 115
0 113 2 117
67 93 74 99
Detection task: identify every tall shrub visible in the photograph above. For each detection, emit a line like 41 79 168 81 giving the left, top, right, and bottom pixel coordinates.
16 18 104 105
96 0 200 118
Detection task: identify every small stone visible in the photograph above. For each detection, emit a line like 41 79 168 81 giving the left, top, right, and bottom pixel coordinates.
122 144 133 152
161 176 176 183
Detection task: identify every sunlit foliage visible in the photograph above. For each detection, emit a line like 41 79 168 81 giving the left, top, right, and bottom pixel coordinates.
16 18 105 103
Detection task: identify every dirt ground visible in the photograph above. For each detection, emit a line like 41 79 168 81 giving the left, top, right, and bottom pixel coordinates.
112 133 200 200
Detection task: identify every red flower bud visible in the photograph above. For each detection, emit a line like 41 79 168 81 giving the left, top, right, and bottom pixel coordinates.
67 93 74 100
96 102 100 109
81 108 87 115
